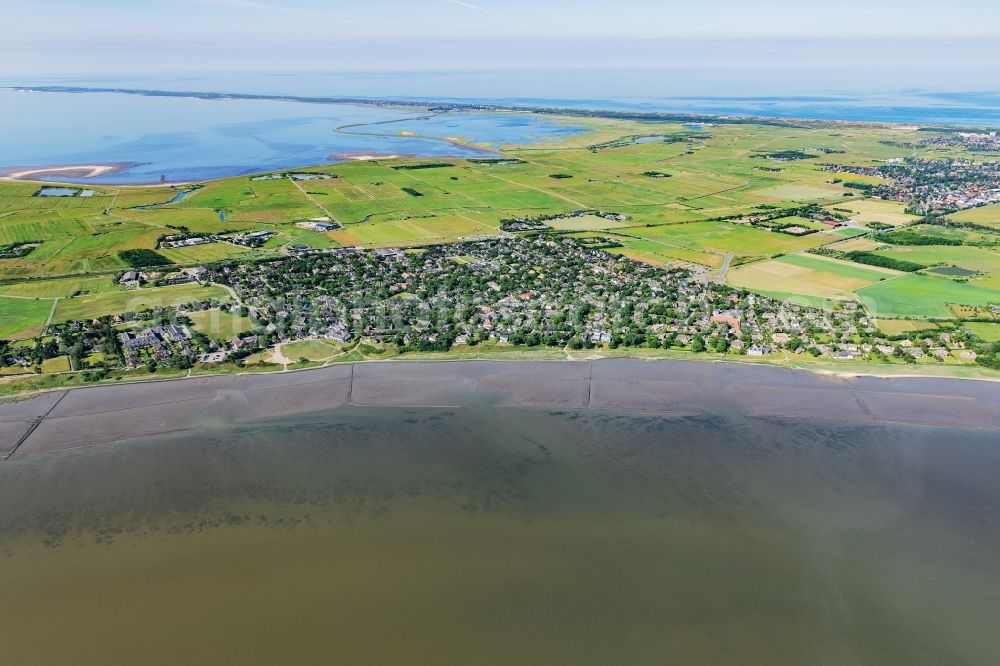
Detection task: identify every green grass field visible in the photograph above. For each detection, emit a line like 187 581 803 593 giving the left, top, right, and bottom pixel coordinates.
280 338 345 361
0 119 952 283
856 275 1000 318
187 309 255 341
872 246 1000 274
608 240 724 268
53 284 231 323
964 322 1000 342
729 253 898 299
41 355 71 373
0 296 52 340
546 215 634 231
158 243 261 264
747 290 838 309
329 214 500 247
622 221 829 259
949 204 1000 228
829 199 919 226
876 319 939 335
2 115 998 339
0 275 123 298
901 223 996 245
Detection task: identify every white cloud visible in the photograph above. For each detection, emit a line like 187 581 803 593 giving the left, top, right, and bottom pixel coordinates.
444 0 492 13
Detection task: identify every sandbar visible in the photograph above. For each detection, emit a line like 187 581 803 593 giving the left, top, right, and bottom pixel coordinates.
0 163 135 182
329 152 403 161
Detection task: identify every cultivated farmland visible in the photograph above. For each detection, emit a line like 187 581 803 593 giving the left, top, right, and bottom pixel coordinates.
1 114 998 344
728 253 899 300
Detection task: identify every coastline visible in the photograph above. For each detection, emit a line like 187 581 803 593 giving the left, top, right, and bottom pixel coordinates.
0 87 986 189
330 152 403 161
2 84 997 187
10 84 998 132
3 357 999 460
1 91 997 393
3 345 998 400
0 162 137 183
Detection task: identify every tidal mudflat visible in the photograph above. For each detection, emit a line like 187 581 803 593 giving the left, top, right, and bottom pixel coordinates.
1 360 999 664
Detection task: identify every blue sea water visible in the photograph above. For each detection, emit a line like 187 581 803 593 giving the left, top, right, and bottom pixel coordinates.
7 70 1000 126
0 89 583 185
4 71 1000 185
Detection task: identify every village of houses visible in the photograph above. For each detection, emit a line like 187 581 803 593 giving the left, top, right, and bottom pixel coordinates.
829 156 1000 215
63 150 995 376
23 234 971 376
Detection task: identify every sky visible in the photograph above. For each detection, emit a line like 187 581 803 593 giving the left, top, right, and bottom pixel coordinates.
4 0 1000 42
2 0 999 93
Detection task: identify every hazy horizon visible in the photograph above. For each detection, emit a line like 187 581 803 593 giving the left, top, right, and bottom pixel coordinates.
2 0 999 97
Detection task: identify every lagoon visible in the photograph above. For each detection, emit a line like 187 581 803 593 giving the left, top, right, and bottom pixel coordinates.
0 89 584 185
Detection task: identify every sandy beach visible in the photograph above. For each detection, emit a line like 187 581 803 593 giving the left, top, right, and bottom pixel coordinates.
2 358 998 460
0 163 141 182
328 151 404 161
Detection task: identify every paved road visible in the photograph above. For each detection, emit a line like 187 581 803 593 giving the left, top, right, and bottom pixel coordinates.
719 253 735 284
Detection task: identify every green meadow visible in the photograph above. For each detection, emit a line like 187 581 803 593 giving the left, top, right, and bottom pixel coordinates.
620 221 830 258
0 114 998 340
729 253 898 300
187 309 255 342
856 275 1000 318
964 322 1000 342
280 338 346 362
949 203 1000 228
0 297 52 340
53 283 231 323
872 245 1000 274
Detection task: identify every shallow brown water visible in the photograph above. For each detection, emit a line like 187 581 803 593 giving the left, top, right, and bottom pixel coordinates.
1 404 999 665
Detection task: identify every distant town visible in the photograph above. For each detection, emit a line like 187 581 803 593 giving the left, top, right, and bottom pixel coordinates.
829 157 1000 215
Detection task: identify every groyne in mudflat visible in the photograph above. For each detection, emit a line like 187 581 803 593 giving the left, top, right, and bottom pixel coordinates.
2 359 999 459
